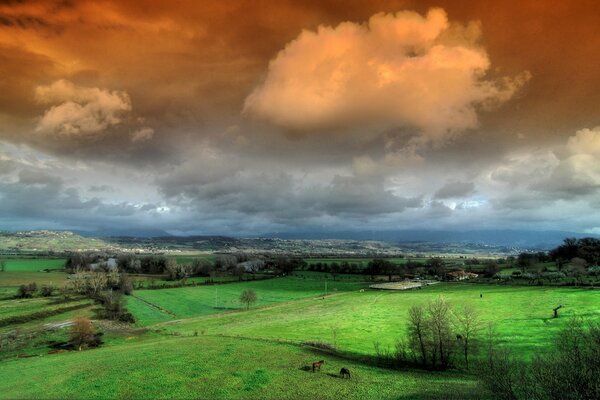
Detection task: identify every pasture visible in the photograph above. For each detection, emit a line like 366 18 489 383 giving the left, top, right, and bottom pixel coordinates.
128 276 370 326
0 335 483 399
0 258 68 287
158 281 600 359
1 267 599 399
0 259 66 272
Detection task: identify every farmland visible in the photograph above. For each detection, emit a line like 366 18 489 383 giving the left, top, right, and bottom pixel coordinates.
155 281 599 359
1 253 599 399
0 335 483 400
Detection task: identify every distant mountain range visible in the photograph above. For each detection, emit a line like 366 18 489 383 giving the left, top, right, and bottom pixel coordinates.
3 228 597 253
261 229 598 249
74 228 172 238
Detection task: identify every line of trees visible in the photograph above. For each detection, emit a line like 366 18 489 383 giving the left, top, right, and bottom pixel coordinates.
479 318 600 400
67 271 134 322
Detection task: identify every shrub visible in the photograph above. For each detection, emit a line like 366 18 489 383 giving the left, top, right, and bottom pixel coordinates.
17 283 37 298
478 318 600 400
39 284 55 297
94 290 135 323
70 317 95 351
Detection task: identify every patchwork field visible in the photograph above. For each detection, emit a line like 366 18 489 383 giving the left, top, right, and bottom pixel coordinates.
1 268 599 399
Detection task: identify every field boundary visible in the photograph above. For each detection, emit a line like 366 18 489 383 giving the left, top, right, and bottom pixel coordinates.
0 302 91 328
130 294 176 317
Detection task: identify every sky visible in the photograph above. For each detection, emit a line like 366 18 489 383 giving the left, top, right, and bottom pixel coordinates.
1 0 600 236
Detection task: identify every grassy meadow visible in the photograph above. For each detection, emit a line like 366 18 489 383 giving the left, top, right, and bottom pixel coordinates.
128 275 369 326
0 258 68 288
157 281 600 358
0 335 483 400
1 258 599 399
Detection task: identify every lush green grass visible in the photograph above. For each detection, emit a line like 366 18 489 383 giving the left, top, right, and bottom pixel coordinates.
0 259 68 287
0 271 68 287
129 276 370 326
0 335 485 399
162 283 600 359
3 272 599 399
0 259 66 272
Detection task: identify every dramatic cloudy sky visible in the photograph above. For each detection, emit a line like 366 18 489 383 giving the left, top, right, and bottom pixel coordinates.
1 0 600 235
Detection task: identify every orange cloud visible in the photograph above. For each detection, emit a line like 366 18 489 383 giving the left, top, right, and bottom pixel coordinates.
35 80 131 137
245 8 529 144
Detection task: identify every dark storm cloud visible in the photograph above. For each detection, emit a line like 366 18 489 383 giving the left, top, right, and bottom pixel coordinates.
0 163 163 228
433 181 475 199
158 160 423 224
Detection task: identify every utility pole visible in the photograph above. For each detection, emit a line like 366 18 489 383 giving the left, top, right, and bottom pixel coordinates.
325 279 328 297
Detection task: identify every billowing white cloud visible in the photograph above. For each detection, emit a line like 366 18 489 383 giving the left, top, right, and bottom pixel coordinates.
35 79 132 137
245 8 529 144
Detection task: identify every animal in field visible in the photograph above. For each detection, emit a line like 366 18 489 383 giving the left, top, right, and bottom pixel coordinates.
312 360 324 372
340 367 351 379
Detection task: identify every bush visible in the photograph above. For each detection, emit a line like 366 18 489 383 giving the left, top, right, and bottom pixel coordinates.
39 284 55 297
17 283 37 298
94 290 135 323
70 317 95 351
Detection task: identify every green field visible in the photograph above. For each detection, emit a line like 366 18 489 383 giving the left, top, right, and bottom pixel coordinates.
2 272 599 399
157 282 600 358
0 259 66 272
0 335 483 399
129 276 369 326
0 259 68 287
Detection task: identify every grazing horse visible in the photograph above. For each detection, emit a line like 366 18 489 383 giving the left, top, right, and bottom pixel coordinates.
340 367 351 379
312 360 324 372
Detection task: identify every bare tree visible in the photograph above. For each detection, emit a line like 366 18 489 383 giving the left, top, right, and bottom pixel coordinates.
455 304 481 369
427 296 454 368
408 304 429 366
88 272 108 295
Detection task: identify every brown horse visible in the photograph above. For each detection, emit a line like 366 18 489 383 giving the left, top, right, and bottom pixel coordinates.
312 360 324 372
340 367 351 379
